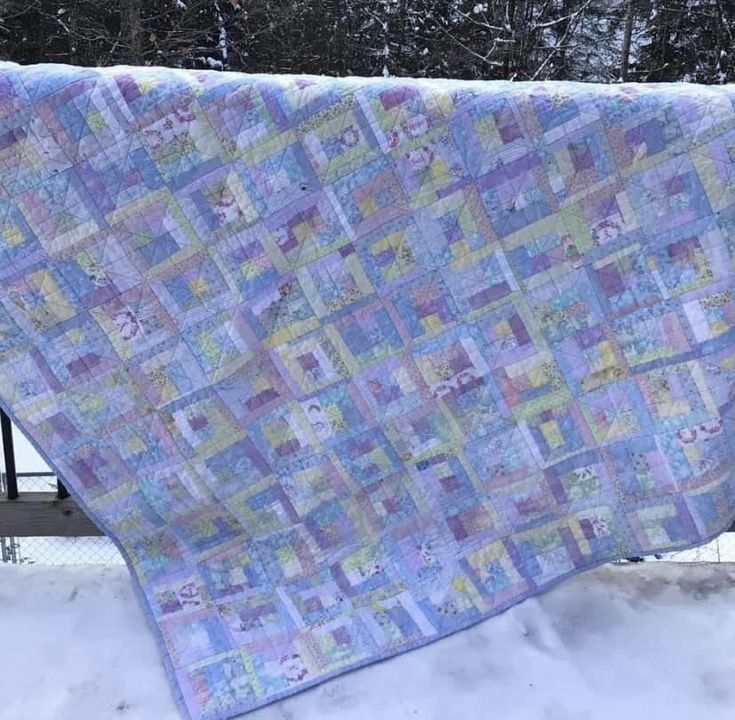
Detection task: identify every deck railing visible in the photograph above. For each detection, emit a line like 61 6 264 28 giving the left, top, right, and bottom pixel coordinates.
0 409 101 537
1 407 733 540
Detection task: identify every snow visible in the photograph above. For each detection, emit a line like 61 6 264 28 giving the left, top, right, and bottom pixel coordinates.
214 0 228 64
2 563 735 720
5 424 735 717
198 56 224 70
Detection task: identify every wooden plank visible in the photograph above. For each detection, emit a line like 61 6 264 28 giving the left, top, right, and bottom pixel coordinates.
0 493 102 537
0 492 733 540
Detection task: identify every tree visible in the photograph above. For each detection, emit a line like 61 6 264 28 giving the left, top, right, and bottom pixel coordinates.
0 0 731 84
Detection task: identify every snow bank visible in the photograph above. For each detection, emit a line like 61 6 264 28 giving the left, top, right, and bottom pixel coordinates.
1 563 734 720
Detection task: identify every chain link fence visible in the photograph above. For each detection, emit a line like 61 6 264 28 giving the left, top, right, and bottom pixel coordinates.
1 535 124 565
3 471 734 565
1 471 124 566
2 426 734 566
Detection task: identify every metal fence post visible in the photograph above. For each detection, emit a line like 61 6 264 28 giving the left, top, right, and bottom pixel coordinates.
0 409 18 500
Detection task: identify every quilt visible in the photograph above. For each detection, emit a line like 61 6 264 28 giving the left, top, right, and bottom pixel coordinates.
1 62 734 720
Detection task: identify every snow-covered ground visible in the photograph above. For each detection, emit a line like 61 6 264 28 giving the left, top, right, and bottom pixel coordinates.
4 423 735 719
2 563 735 720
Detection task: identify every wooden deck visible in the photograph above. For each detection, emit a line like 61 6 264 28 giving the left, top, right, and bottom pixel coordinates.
0 492 102 537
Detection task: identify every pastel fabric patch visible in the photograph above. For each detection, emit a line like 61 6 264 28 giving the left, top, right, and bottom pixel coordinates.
1 63 735 720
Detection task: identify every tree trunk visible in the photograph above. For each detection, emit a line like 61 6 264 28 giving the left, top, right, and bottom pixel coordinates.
620 0 634 81
121 0 143 66
67 0 79 65
504 0 516 78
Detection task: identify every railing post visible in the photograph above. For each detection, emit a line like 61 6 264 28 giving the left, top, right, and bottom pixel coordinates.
0 409 18 500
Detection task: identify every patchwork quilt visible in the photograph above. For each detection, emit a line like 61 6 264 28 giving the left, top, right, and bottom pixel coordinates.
1 62 735 719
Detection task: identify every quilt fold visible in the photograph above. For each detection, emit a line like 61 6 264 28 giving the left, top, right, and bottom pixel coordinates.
1 62 734 719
